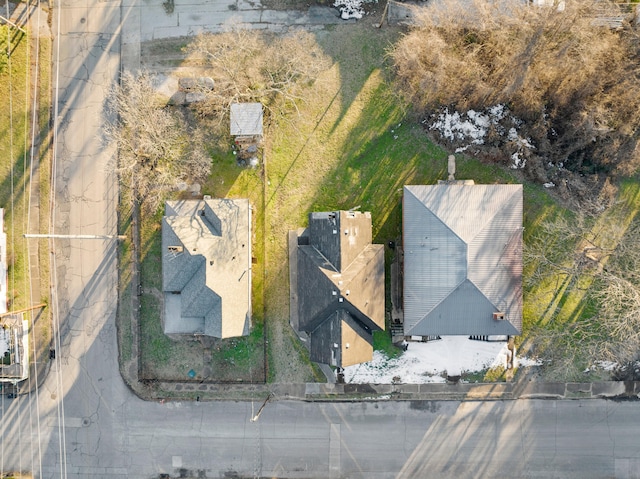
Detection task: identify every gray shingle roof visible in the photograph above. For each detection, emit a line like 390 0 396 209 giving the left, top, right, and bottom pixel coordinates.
162 198 251 338
230 103 263 136
297 211 385 367
403 184 523 336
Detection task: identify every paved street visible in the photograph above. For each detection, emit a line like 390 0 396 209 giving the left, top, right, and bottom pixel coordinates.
5 391 640 478
2 0 640 478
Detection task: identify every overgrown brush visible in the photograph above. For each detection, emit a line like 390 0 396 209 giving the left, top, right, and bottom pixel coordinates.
391 0 640 181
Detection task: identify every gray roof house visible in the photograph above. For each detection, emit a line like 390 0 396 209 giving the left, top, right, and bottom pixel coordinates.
296 211 385 368
230 103 263 138
403 183 523 337
162 198 251 339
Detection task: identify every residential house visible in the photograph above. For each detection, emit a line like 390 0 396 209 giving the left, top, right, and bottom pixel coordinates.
162 198 251 339
295 211 385 368
402 183 523 337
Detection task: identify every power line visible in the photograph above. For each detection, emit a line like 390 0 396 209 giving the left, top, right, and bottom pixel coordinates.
0 14 26 33
50 0 68 473
25 0 44 474
3 1 23 474
20 1 38 476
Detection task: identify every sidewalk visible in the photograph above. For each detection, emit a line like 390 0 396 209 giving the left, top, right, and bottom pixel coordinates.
138 378 640 402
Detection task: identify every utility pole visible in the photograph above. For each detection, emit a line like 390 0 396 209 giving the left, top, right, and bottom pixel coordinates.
0 303 46 318
0 15 26 33
251 393 272 422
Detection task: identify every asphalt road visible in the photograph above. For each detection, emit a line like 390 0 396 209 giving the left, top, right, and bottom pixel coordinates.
1 0 640 478
5 391 640 478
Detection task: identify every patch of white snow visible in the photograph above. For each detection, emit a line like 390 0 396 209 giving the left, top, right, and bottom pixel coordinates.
343 336 539 384
334 0 364 19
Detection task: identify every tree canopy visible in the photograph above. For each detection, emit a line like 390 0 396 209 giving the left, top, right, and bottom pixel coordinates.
185 28 331 124
391 0 640 183
104 71 210 212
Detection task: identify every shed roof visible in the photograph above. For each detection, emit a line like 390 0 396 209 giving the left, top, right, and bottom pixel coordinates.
162 198 251 338
403 184 523 336
297 211 385 367
230 102 263 136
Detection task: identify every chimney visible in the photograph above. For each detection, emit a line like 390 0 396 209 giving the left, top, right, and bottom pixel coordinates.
448 155 456 181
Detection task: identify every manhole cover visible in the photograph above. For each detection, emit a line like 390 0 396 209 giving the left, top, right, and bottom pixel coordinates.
82 418 90 427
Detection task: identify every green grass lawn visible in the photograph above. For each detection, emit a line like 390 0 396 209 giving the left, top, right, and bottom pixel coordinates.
0 26 52 372
0 26 31 311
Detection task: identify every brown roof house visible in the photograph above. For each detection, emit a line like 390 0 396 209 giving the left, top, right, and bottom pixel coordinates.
294 211 385 368
162 198 251 338
403 183 523 337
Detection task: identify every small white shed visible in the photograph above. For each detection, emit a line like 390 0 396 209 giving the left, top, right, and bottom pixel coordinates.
230 103 263 138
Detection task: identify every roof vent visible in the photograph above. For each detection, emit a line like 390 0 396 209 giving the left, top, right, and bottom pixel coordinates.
168 246 183 253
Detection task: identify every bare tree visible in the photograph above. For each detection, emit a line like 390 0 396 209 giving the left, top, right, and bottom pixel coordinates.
185 28 331 129
104 71 211 213
524 200 640 379
390 0 640 181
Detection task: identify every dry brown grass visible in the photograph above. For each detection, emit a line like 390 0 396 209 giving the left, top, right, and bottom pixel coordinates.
391 0 640 180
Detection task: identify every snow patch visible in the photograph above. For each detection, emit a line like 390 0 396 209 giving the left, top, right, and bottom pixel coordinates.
343 336 539 384
430 108 489 146
334 0 366 19
510 152 526 169
428 105 535 170
594 360 618 372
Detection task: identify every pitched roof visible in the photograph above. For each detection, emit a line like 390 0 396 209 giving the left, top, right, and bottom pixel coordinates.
297 211 385 367
230 103 263 136
162 198 251 338
403 184 523 336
